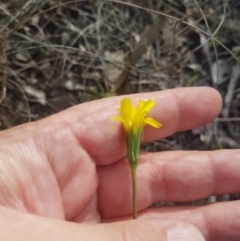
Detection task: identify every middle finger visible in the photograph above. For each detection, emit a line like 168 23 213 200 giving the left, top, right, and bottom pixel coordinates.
98 149 240 217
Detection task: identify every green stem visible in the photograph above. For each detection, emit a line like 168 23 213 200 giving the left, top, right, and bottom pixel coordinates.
131 164 137 219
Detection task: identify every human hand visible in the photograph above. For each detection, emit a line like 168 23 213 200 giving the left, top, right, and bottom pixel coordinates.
0 87 237 240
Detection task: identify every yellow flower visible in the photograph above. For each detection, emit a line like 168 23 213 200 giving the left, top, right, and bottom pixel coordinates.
112 98 162 163
112 98 162 219
113 98 162 135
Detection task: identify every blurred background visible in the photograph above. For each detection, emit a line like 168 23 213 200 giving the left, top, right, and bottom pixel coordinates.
0 0 240 202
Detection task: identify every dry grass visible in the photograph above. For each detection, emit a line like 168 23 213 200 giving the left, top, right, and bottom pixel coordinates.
1 0 240 142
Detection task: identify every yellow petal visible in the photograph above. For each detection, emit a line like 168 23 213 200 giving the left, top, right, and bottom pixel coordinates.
111 116 123 122
112 116 130 133
140 100 155 113
144 117 162 128
135 99 155 120
120 98 134 121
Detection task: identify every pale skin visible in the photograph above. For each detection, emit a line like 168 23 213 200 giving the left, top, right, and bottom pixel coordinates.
0 87 239 240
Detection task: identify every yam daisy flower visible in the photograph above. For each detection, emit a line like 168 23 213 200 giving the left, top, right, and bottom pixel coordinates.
112 98 162 219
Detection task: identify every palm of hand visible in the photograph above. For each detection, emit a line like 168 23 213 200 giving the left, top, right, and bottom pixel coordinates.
2 87 238 240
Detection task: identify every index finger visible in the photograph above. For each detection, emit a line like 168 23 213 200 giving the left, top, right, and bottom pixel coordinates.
61 87 222 165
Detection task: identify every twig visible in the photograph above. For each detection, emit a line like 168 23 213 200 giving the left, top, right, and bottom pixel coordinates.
222 63 240 118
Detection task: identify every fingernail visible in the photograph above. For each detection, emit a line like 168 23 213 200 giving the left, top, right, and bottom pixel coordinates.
167 224 205 241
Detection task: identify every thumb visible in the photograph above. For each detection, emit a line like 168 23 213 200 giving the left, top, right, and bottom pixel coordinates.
1 207 206 241
83 219 206 241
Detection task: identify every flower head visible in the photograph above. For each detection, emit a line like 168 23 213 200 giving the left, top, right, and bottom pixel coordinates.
112 98 162 135
112 98 162 164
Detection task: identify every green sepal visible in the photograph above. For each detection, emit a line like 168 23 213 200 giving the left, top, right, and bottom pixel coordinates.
126 127 142 167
